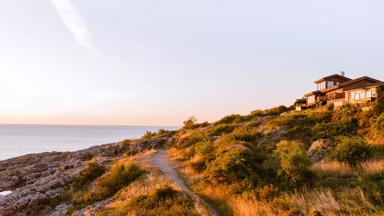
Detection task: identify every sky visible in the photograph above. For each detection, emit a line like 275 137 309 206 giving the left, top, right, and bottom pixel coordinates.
0 0 384 126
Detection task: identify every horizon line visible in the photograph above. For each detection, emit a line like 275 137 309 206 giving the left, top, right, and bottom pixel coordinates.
0 123 180 128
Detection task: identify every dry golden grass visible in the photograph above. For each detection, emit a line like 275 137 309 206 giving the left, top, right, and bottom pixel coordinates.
311 161 353 176
96 159 213 216
359 160 384 174
96 170 182 215
312 160 384 176
169 147 379 216
227 188 376 216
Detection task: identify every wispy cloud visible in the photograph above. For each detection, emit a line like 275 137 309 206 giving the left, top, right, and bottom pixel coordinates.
50 0 97 55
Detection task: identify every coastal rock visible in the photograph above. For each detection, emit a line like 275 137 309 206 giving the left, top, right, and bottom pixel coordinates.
307 139 334 162
0 137 169 215
73 198 114 216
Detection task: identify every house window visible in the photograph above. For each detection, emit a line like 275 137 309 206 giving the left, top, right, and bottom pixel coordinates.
360 92 366 99
372 90 377 98
327 81 334 88
354 92 360 100
366 91 372 98
307 95 315 104
317 82 326 90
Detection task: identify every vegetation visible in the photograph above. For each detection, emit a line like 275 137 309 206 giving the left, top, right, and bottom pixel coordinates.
65 103 384 215
332 136 370 166
96 171 208 216
165 104 384 215
73 161 106 189
275 140 312 183
375 84 384 114
71 162 145 208
124 186 198 216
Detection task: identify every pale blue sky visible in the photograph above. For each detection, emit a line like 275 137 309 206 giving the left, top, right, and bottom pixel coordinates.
1 0 383 125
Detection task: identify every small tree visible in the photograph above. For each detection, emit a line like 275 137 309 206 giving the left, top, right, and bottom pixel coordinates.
275 140 312 183
372 113 384 138
375 85 384 115
332 136 370 166
183 116 197 129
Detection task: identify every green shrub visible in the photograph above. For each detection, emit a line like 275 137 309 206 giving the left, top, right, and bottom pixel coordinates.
215 114 242 124
254 184 279 201
214 114 252 125
182 116 209 130
194 141 214 155
332 136 370 166
190 160 207 172
98 163 144 194
183 116 198 129
327 103 335 111
73 163 145 207
204 149 259 186
156 129 177 138
375 85 384 115
228 127 262 143
311 121 358 140
124 186 198 216
372 113 384 138
332 104 360 122
275 140 312 183
207 124 236 136
176 133 210 149
251 106 289 117
73 162 106 189
142 131 156 139
362 171 384 206
270 114 317 143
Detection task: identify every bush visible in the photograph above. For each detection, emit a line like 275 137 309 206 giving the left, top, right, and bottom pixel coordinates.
275 140 312 183
332 104 360 122
270 114 317 143
73 163 145 207
362 171 384 206
142 131 156 139
311 121 358 140
214 114 252 125
176 133 210 149
254 184 279 201
98 163 145 194
125 186 198 216
207 124 236 136
183 116 198 129
251 106 289 117
204 149 259 186
215 114 242 124
332 136 370 166
194 141 214 155
73 162 105 189
228 127 262 143
375 85 384 114
182 116 209 130
372 113 384 138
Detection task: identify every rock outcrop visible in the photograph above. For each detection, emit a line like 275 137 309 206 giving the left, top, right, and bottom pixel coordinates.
0 138 168 216
307 139 334 162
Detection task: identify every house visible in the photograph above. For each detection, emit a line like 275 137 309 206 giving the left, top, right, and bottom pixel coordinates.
300 72 383 109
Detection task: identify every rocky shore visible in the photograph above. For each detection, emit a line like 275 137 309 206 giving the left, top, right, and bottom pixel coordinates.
0 138 168 216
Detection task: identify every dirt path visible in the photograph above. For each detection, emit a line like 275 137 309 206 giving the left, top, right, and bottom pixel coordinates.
149 150 220 216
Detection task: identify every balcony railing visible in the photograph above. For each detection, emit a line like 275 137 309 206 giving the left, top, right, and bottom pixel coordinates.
327 93 345 101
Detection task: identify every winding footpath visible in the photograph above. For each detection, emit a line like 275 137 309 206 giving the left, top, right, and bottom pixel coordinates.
149 150 220 216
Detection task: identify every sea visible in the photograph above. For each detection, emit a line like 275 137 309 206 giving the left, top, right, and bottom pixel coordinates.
0 124 178 161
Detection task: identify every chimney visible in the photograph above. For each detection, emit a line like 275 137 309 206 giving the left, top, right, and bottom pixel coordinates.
341 71 345 77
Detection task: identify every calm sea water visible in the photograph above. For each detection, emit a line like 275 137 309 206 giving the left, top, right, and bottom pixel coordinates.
0 124 178 160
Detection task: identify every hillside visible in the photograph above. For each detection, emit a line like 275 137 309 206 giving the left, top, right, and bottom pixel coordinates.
1 89 384 215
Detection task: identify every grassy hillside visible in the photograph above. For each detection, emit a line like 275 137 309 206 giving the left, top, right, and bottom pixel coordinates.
58 86 384 215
